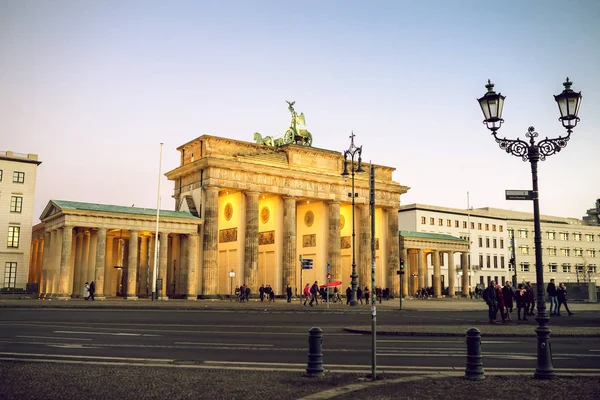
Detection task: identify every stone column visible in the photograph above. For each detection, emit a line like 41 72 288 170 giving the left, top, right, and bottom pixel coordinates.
433 250 441 298
28 240 38 283
418 248 426 291
461 252 470 297
126 231 139 300
187 233 199 300
401 248 408 297
387 208 400 296
49 228 62 297
72 232 84 297
58 226 74 299
328 201 341 282
36 238 44 286
138 235 149 296
86 231 96 284
202 186 219 295
158 232 169 300
282 196 297 291
41 231 52 296
358 204 370 289
244 191 259 292
94 228 107 298
447 251 456 298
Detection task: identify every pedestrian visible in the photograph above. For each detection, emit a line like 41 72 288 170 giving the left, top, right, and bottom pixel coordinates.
502 281 515 321
89 281 96 301
482 280 498 324
556 282 574 316
357 286 363 305
495 284 506 323
303 283 311 306
286 285 292 303
547 278 558 316
525 282 535 316
309 281 319 306
269 285 275 302
84 282 90 300
346 285 352 305
259 284 265 302
515 284 528 321
239 284 246 302
234 285 240 301
376 286 383 303
245 285 251 302
363 286 370 304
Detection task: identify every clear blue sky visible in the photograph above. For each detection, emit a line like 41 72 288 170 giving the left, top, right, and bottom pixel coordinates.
1 0 599 222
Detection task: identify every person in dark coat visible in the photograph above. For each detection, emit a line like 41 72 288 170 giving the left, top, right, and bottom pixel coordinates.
556 282 574 316
259 284 265 302
482 281 499 323
346 285 352 305
245 286 251 302
525 282 535 316
502 281 515 321
496 284 506 323
357 286 363 305
309 281 319 306
515 284 528 321
286 285 292 303
547 279 558 316
89 281 96 301
363 286 370 304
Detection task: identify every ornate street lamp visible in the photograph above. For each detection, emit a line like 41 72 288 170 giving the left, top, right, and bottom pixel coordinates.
477 78 582 380
229 270 236 302
342 132 364 306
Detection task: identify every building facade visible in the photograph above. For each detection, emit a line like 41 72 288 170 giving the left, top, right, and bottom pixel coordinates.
0 151 41 290
30 135 407 299
399 204 600 289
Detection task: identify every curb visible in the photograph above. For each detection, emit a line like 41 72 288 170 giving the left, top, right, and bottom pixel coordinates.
343 327 600 338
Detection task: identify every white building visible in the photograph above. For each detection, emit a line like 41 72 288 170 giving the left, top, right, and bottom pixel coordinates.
0 151 41 290
399 203 600 289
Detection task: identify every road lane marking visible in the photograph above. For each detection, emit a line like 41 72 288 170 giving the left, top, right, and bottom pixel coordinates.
377 340 523 344
16 335 92 341
175 342 273 347
53 330 162 337
46 344 102 349
0 352 174 362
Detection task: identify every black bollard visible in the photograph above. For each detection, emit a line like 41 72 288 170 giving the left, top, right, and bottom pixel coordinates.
465 327 485 380
306 327 324 377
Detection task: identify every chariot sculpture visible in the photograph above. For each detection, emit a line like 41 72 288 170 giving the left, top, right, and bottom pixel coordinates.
253 101 313 147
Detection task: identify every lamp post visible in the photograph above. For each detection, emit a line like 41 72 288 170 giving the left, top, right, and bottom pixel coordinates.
341 131 364 306
477 78 582 380
229 270 235 302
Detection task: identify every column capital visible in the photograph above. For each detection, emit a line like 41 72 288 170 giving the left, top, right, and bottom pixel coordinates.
282 195 297 201
244 191 261 197
204 185 219 193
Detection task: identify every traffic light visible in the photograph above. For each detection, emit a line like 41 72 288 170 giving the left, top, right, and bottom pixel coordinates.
399 258 405 275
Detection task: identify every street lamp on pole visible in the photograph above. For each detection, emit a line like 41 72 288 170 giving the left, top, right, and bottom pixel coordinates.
477 78 582 380
229 270 235 302
341 131 364 306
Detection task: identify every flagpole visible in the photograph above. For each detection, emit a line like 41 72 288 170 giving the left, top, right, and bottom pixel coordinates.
151 143 163 301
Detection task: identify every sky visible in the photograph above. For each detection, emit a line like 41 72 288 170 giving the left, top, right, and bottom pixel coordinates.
1 0 599 223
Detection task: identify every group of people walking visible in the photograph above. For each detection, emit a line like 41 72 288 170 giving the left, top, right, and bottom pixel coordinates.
483 279 573 323
83 281 95 300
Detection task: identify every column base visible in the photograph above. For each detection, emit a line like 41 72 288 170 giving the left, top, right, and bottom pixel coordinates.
435 295 442 299
186 296 198 301
126 296 138 300
158 296 169 300
58 296 71 300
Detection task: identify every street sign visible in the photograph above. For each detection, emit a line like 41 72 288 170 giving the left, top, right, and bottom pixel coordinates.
301 259 313 269
505 190 533 201
327 263 331 273
327 272 331 279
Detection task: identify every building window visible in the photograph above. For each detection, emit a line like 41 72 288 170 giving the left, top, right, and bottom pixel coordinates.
586 234 594 242
560 248 570 257
574 248 583 257
547 231 556 240
590 265 597 273
573 233 582 241
560 232 569 241
485 238 490 248
463 221 467 229
507 228 514 239
501 256 505 269
518 229 528 239
486 255 491 268
447 219 451 227
508 262 514 272
548 264 557 273
479 254 484 268
499 226 503 232
500 239 504 249
588 249 596 258
455 220 459 228
438 218 443 226
485 223 489 231
421 216 426 225
4 262 17 288
478 223 482 230
10 196 23 213
493 238 497 248
519 246 529 255
520 263 530 272
491 224 496 232
493 255 498 268
430 217 434 225
471 222 475 230
478 237 483 247
0 169 3 181
548 247 557 257
562 264 571 273
12 171 25 183
7 226 20 248
576 265 584 273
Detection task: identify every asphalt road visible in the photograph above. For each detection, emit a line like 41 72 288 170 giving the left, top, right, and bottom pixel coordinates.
2 307 600 372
